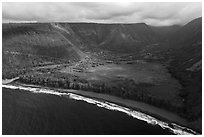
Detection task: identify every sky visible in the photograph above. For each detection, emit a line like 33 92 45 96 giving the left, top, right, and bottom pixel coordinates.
2 2 202 26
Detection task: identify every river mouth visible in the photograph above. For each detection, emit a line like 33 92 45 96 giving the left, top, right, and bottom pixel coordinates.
2 84 198 135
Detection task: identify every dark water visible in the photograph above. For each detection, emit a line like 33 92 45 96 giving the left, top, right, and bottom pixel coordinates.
2 88 173 135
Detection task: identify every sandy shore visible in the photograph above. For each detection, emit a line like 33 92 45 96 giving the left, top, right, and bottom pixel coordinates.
2 77 19 84
16 82 189 128
62 89 188 125
3 81 200 134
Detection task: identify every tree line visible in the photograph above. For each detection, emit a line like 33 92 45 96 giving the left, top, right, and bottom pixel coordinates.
19 72 182 114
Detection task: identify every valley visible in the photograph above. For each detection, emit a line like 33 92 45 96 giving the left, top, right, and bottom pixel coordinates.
2 17 202 133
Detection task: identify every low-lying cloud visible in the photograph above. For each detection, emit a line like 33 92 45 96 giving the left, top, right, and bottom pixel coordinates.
2 2 202 26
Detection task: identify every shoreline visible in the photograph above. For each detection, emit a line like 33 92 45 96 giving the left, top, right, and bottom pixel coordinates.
2 77 19 84
2 79 199 134
10 82 199 134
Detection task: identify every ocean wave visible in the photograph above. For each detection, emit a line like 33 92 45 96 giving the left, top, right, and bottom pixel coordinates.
2 84 198 135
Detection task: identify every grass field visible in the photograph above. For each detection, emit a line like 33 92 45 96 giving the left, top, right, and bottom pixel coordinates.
59 62 181 102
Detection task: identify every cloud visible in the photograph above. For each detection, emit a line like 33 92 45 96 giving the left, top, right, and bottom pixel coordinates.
2 2 202 26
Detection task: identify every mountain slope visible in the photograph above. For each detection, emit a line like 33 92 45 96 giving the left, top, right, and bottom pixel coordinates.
170 17 202 49
2 23 81 78
166 17 202 132
151 25 181 42
68 23 157 53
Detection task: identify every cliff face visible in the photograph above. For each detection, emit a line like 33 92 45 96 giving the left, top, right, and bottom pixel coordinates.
67 23 157 53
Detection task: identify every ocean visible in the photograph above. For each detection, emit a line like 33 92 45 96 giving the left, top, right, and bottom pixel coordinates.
2 87 175 135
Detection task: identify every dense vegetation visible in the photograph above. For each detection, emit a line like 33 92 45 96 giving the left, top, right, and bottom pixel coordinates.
167 57 202 124
18 71 181 113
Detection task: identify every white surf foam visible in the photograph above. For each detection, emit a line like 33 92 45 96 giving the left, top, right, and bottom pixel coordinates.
2 84 198 135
